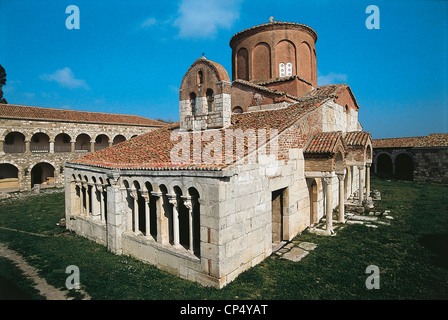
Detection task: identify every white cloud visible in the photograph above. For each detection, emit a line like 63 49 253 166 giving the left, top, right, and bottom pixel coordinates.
317 72 348 86
173 0 241 39
140 17 157 29
40 67 89 90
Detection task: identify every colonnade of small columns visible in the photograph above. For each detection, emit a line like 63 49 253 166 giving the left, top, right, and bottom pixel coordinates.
125 187 199 255
72 179 108 222
322 163 372 235
70 176 201 256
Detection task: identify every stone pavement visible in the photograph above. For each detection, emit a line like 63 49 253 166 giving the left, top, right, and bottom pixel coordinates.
273 241 318 262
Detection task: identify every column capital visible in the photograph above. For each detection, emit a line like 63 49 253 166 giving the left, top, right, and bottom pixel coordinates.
336 173 345 181
323 177 333 185
141 191 150 202
168 196 177 207
365 163 372 168
357 165 365 170
183 199 193 210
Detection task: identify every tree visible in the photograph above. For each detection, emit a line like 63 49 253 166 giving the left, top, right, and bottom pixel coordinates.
0 64 7 104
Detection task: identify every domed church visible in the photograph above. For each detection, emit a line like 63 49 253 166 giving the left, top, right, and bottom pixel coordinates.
65 20 373 288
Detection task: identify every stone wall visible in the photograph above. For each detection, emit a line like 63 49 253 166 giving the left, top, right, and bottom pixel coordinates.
413 148 448 184
0 118 159 191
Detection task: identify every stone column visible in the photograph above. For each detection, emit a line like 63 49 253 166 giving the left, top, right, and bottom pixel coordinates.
323 177 334 235
70 140 76 153
108 140 113 148
49 139 55 154
169 197 181 248
90 140 95 153
152 191 167 244
25 140 31 154
98 185 105 222
75 182 82 215
130 189 139 235
366 163 371 198
183 198 194 253
91 183 100 221
142 191 151 238
337 174 345 223
0 140 4 155
358 166 364 205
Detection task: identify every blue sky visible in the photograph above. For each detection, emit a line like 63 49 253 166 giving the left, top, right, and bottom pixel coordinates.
1 0 447 139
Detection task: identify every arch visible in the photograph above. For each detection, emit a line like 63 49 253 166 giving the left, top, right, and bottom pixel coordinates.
366 145 373 162
95 134 109 151
30 132 50 153
0 163 19 191
236 47 249 80
308 179 319 225
190 92 197 116
31 162 55 188
395 153 414 180
206 88 214 112
197 70 203 85
335 150 344 174
54 133 71 153
188 187 201 255
298 41 312 82
3 131 25 153
252 42 271 80
75 133 91 152
376 153 393 176
112 135 126 145
232 106 243 114
276 40 296 77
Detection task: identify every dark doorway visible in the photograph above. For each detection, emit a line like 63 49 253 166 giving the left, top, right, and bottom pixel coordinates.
395 153 414 180
376 153 393 177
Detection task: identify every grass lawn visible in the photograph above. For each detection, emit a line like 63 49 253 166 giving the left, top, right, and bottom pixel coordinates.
0 177 447 300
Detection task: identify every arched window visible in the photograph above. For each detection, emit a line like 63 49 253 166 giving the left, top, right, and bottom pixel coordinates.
279 63 286 77
197 70 203 85
286 62 293 76
206 89 214 112
190 92 197 115
232 106 243 114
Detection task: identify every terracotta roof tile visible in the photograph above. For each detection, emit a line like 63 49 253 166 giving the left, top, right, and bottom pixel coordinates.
304 131 342 154
0 104 165 127
345 131 371 147
373 133 448 148
71 98 326 170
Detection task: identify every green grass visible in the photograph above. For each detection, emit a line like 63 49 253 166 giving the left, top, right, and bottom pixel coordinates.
0 178 447 300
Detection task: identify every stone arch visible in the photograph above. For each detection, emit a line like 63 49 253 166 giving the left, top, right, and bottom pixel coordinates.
236 47 249 80
54 133 71 153
30 162 55 188
0 163 19 191
375 152 393 176
75 133 91 152
112 134 126 145
95 134 110 151
188 187 201 255
3 131 26 153
395 152 414 180
252 42 271 80
30 132 50 153
307 178 320 226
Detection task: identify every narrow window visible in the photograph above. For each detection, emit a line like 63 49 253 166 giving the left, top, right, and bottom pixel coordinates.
206 89 214 112
286 62 293 76
197 71 203 85
190 92 197 115
279 63 286 77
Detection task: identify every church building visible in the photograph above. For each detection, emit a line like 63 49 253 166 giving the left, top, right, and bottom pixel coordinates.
64 20 373 288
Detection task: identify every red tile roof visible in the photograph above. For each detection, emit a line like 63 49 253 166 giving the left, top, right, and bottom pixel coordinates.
345 131 372 147
0 104 165 127
71 98 325 170
304 131 343 155
373 133 448 148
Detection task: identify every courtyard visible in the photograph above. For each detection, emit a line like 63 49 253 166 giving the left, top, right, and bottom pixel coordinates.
0 177 447 300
